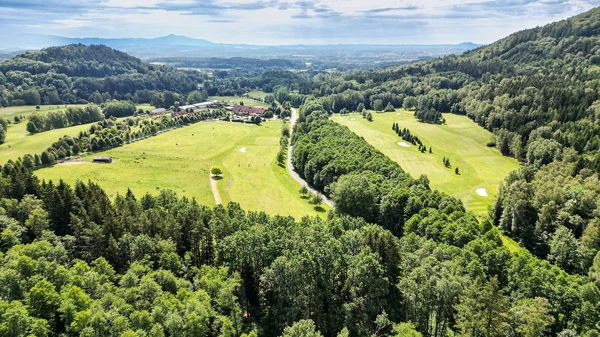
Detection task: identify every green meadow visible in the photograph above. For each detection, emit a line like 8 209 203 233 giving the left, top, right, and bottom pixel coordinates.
0 104 84 119
0 105 153 163
0 120 91 163
247 90 269 99
332 110 521 214
35 121 328 218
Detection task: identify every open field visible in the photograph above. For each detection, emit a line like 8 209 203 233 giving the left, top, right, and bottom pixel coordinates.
0 121 91 163
209 96 270 107
0 105 154 163
0 105 86 120
34 151 215 205
0 104 153 120
35 121 328 218
247 90 269 99
332 110 521 214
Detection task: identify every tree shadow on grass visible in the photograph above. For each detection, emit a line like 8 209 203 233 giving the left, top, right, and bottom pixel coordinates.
277 162 285 168
211 175 223 181
314 206 326 213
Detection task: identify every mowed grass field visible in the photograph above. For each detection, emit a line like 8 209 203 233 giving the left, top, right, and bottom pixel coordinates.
209 96 270 107
0 105 153 163
332 110 521 214
0 122 91 163
35 121 327 218
247 90 269 99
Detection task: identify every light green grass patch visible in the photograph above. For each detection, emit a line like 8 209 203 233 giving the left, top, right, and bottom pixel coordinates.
209 96 270 107
247 90 269 99
332 110 521 214
0 105 87 120
35 154 214 205
501 235 524 254
0 122 92 163
35 121 327 218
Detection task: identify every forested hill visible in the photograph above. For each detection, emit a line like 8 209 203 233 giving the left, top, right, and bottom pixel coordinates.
0 44 201 106
0 44 150 77
428 6 600 77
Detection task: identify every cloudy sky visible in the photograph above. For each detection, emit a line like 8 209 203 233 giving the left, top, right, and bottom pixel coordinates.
1 0 599 45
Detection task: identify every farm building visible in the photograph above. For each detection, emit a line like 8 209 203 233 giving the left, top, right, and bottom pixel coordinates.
92 156 112 164
178 101 218 112
179 105 196 111
195 101 218 108
147 108 167 116
232 106 269 116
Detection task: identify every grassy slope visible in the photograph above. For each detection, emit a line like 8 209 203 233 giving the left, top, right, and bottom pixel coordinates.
209 96 270 107
0 122 92 163
36 121 326 218
35 150 215 204
333 110 521 214
211 122 328 216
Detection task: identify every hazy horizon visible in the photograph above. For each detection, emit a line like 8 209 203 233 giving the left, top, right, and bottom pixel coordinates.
1 1 599 45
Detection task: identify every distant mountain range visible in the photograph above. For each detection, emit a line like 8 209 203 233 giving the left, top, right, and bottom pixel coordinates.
0 34 482 61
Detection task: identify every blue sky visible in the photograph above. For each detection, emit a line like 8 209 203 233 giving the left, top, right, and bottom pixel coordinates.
1 0 599 44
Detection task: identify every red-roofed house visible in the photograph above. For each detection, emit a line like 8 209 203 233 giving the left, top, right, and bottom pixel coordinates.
232 106 268 116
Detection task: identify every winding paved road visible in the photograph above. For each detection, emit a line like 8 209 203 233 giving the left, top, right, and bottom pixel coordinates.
287 108 335 209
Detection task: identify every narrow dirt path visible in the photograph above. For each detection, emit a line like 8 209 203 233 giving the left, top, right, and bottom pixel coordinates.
210 174 222 205
287 108 335 209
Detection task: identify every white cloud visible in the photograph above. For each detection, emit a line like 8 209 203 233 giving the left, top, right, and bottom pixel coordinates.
1 0 599 44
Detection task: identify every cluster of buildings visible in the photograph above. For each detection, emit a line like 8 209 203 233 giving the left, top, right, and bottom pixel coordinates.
146 101 219 117
178 100 218 111
228 105 269 117
144 101 272 120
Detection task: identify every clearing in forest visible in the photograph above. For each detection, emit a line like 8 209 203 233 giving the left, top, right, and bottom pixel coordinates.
332 110 520 214
35 121 328 218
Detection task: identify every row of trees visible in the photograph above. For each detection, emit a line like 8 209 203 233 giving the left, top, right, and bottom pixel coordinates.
392 123 424 147
26 104 104 133
0 118 8 144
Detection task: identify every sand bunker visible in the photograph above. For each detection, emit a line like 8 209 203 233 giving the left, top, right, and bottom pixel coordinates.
350 118 357 120
476 188 488 197
239 148 247 153
398 142 410 147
